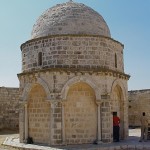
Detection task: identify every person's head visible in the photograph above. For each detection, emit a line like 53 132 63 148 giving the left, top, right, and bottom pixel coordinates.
113 112 117 116
143 112 145 116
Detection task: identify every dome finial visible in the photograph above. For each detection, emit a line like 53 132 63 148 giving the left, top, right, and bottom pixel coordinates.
69 0 73 2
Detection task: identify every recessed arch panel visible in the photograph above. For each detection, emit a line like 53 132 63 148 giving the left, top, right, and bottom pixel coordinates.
64 82 97 144
28 84 50 144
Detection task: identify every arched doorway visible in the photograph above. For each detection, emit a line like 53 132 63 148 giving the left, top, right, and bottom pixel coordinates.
64 82 97 144
112 85 124 140
27 84 50 144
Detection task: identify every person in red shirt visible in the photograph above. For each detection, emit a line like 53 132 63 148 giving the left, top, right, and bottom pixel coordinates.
113 112 120 142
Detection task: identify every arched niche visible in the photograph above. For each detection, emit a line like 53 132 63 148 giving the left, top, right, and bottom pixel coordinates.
61 76 101 101
27 84 51 144
110 79 127 140
21 77 51 101
64 82 97 144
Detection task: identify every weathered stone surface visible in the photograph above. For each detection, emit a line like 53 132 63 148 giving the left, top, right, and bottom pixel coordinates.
0 87 19 130
21 36 124 74
18 69 128 145
31 2 111 39
128 89 150 127
18 0 129 147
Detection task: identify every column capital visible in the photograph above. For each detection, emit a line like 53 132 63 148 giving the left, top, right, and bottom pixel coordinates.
24 103 28 107
49 100 62 108
96 100 102 105
61 101 66 106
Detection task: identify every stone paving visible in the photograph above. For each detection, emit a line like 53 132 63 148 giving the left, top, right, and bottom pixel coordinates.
0 130 18 150
1 129 150 150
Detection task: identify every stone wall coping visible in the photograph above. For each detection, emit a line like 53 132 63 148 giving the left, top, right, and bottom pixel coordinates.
128 89 150 93
20 34 124 50
17 67 130 80
0 86 19 89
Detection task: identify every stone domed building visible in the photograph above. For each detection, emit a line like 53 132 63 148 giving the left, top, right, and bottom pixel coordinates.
18 1 130 145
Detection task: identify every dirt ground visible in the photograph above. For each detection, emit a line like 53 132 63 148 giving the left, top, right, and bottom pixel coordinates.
0 130 19 150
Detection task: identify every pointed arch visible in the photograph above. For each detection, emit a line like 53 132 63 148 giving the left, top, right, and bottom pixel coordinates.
110 79 127 101
21 77 51 101
110 79 128 140
60 76 101 100
65 82 97 144
28 83 51 144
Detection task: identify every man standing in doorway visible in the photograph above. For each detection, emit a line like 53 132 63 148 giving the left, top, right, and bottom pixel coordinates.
139 112 149 142
113 112 120 142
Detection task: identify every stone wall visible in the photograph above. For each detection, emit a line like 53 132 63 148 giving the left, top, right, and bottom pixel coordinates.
128 89 150 127
21 35 124 73
18 69 128 144
1 83 149 132
28 84 50 144
0 87 19 130
65 82 97 144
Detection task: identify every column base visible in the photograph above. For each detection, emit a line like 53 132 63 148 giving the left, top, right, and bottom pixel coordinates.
62 141 67 146
96 140 103 144
23 139 27 144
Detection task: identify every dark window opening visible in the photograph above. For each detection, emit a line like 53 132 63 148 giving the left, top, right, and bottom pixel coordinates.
38 52 42 66
115 53 117 68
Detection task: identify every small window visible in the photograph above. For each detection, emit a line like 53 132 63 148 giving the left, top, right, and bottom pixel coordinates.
115 53 117 68
38 52 42 66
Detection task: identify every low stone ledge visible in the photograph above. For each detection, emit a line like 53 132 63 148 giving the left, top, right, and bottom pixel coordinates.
3 137 150 150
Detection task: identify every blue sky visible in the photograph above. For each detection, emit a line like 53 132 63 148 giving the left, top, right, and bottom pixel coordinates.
0 0 150 90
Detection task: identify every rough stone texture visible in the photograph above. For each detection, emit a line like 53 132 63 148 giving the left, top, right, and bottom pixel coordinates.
28 84 51 144
65 82 97 144
128 89 150 127
21 35 124 73
51 101 62 145
0 87 19 130
101 101 112 143
18 1 129 146
31 1 111 39
18 70 129 145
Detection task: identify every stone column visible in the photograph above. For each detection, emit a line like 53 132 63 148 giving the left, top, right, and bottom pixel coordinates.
19 102 25 143
24 103 28 142
62 102 65 144
97 102 103 144
49 101 54 145
49 101 62 145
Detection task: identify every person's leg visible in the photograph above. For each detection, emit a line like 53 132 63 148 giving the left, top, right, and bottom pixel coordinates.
113 126 115 141
144 126 148 141
139 126 144 142
116 126 120 142
113 126 117 141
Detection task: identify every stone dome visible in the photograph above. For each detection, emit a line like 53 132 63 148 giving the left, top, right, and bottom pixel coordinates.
31 1 111 39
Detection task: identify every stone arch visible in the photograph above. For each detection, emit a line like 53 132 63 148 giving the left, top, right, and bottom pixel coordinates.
64 82 97 144
27 84 51 144
61 76 100 100
110 79 127 140
110 79 126 101
21 77 51 101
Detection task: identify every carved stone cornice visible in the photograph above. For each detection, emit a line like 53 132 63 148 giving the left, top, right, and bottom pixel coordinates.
17 67 130 80
21 34 123 50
